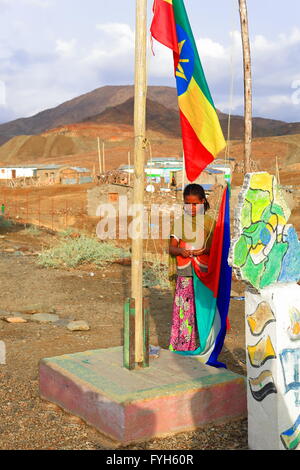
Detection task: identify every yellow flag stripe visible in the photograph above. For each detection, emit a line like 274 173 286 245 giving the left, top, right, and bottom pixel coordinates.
163 0 173 4
178 77 226 156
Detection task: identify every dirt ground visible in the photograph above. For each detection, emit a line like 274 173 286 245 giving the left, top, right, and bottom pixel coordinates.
0 223 247 451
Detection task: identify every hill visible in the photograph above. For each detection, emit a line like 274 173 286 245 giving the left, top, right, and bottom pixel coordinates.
83 97 181 138
0 86 178 145
1 85 300 146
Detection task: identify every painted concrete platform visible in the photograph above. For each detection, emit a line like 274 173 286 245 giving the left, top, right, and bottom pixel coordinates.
39 347 247 444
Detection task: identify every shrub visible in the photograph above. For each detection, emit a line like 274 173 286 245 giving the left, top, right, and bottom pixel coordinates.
143 259 169 289
23 225 42 236
0 216 14 229
37 235 130 268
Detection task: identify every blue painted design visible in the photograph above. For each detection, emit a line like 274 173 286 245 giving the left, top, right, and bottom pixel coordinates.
280 415 300 450
175 25 195 96
280 348 300 407
279 227 300 283
260 227 271 245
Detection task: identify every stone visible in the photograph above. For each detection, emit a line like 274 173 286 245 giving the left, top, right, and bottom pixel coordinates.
67 320 90 332
0 310 11 320
19 305 57 314
230 290 240 297
5 317 27 324
31 313 60 324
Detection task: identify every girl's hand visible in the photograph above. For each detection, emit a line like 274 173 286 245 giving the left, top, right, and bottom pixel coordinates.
191 248 209 256
180 247 192 258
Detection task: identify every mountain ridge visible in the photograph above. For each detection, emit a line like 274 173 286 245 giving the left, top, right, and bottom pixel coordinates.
1 85 300 146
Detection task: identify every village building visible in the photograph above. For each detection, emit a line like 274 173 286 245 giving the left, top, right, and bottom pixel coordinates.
119 156 234 188
87 183 133 217
0 164 93 186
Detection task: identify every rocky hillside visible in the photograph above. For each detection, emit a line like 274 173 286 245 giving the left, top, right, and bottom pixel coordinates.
1 85 300 146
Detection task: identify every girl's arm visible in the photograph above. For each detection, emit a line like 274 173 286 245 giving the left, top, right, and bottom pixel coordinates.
169 236 191 258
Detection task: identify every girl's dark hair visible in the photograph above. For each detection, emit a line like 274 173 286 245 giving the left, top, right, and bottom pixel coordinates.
183 184 210 212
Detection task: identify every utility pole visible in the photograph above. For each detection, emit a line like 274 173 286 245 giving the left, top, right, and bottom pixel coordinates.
130 0 148 366
239 0 252 174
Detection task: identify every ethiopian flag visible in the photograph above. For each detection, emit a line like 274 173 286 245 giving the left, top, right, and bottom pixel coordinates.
150 0 226 181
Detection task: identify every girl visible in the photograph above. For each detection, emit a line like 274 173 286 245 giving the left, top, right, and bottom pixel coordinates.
169 183 215 353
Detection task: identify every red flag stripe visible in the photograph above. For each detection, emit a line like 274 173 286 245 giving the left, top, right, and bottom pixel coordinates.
150 0 179 54
180 111 214 182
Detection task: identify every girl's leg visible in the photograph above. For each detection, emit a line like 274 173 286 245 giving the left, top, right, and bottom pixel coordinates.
169 276 198 351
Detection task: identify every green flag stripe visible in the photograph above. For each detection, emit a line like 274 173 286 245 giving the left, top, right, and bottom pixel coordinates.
173 0 215 108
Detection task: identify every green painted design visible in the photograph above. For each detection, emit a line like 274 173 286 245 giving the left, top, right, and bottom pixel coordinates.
241 199 252 227
242 254 266 288
270 203 286 220
233 235 249 267
244 221 266 246
245 189 271 222
229 172 300 288
259 242 288 289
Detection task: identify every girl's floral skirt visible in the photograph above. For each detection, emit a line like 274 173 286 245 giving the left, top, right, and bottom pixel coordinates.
169 276 199 352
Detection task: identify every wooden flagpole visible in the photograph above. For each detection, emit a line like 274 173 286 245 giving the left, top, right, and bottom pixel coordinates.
130 0 148 366
239 0 252 174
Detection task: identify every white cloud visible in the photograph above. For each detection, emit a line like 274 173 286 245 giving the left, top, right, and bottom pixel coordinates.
55 39 77 58
0 15 299 124
0 0 53 7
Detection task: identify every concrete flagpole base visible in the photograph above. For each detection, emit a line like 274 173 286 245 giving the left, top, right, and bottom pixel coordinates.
39 347 247 445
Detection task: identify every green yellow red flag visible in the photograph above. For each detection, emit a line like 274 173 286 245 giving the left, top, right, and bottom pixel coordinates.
150 0 226 181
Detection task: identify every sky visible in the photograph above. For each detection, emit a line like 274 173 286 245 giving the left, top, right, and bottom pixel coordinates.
0 0 300 124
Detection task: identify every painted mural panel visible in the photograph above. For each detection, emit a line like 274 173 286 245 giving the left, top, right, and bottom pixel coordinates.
249 370 277 402
247 335 276 368
247 301 276 336
280 415 300 450
229 172 300 289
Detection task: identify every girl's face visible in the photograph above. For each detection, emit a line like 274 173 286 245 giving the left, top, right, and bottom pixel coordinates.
184 194 204 217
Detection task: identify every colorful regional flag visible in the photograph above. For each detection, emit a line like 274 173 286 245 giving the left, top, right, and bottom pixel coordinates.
176 186 232 368
150 0 226 181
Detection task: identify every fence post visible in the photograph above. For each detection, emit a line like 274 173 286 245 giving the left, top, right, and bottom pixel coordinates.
52 198 54 231
26 192 29 225
65 199 68 228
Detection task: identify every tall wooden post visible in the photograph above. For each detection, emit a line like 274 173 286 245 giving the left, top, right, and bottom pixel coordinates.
102 141 106 173
131 0 148 365
128 151 131 186
97 137 102 174
239 0 252 174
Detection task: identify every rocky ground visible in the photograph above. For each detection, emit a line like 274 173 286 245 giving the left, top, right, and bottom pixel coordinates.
0 224 247 451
